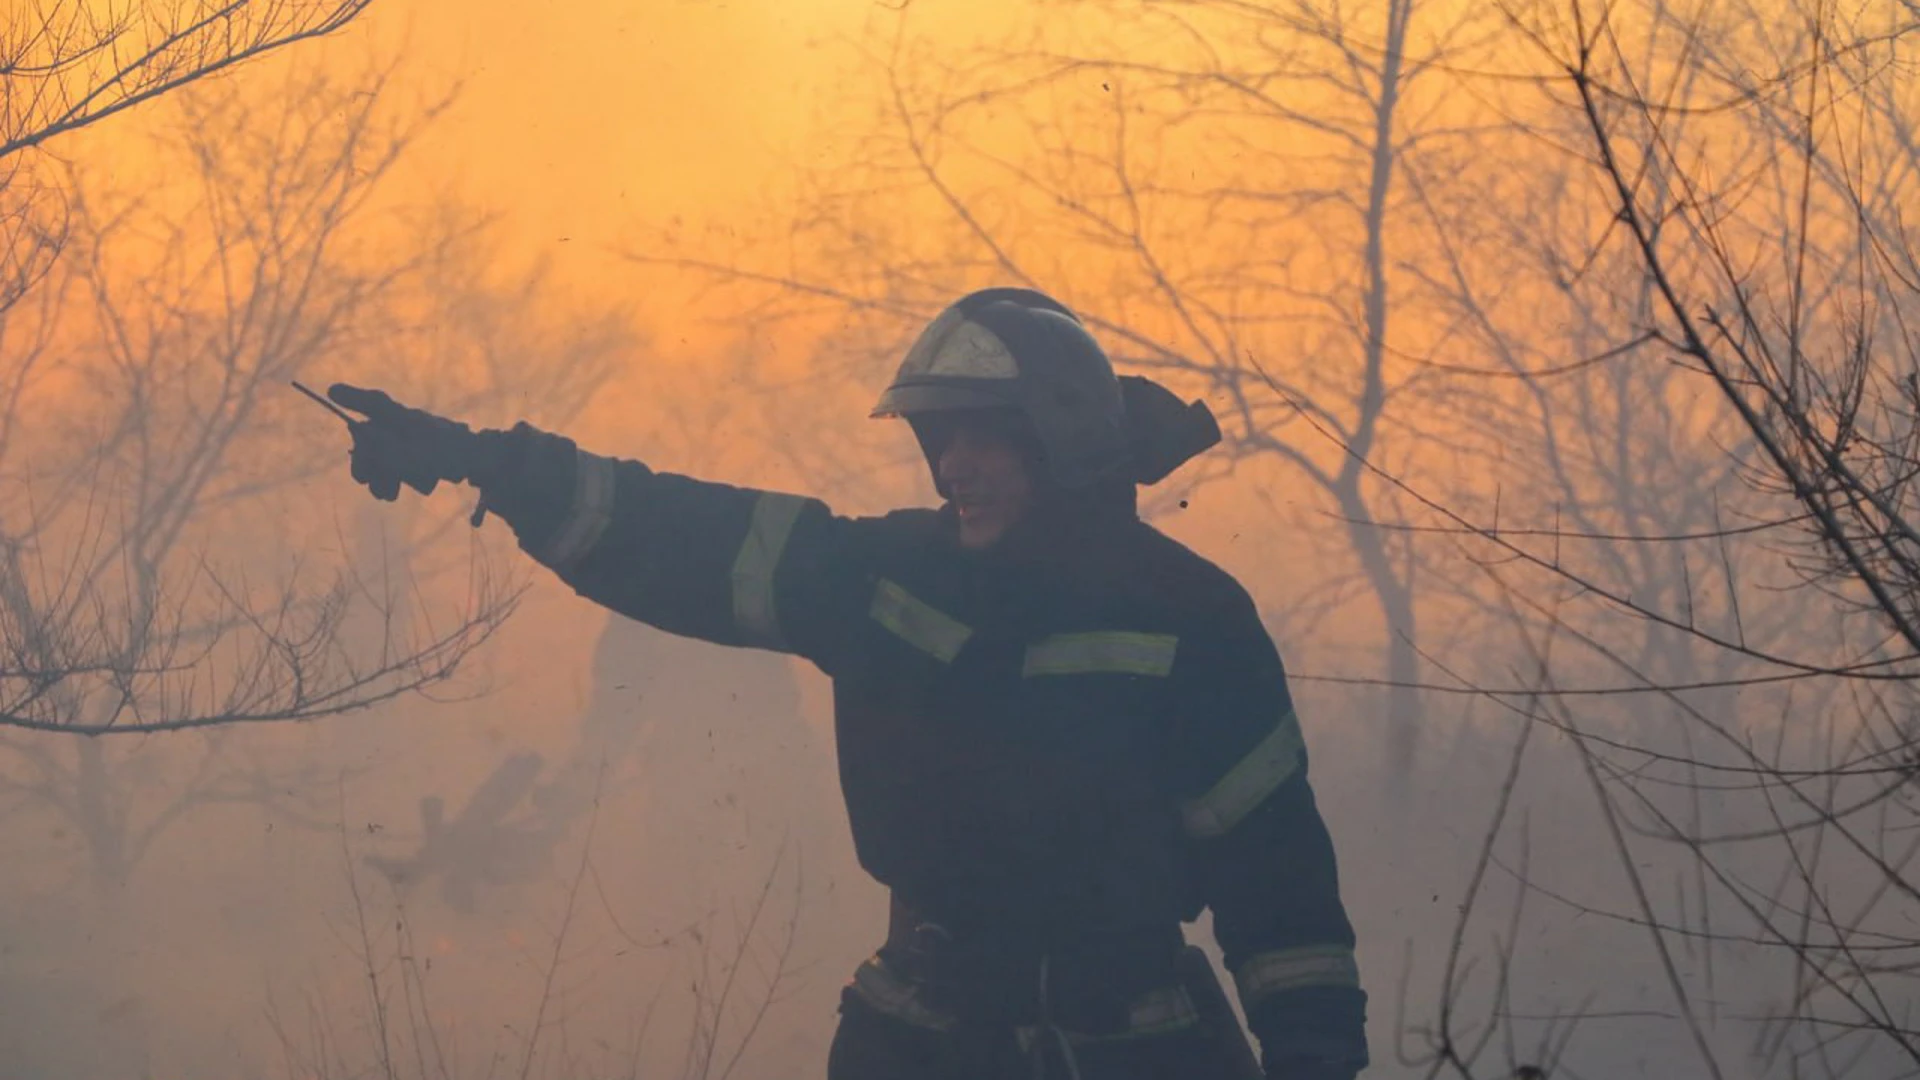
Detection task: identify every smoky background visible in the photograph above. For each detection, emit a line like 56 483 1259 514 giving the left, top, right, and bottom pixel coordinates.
2 1 1916 1078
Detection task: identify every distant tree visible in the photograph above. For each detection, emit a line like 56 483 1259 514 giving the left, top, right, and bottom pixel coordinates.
0 63 511 745
1392 1 1920 1076
1 0 372 161
1 0 375 329
638 0 1504 782
668 1 1920 1075
0 58 631 906
0 67 507 910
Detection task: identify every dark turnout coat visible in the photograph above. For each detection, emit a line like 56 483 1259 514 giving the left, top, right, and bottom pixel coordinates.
478 425 1368 1071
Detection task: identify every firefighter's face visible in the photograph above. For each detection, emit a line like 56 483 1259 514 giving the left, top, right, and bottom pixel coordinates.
935 418 1037 549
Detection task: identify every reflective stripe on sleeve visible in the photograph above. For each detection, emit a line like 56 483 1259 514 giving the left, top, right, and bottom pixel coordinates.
544 450 618 567
1023 631 1179 677
1180 708 1306 838
730 492 807 647
1234 945 1361 1004
870 579 972 663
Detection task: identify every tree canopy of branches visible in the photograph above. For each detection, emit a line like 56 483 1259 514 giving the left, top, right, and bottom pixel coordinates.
1372 2 1920 1076
625 0 1920 1075
2 0 375 317
637 0 1520 783
0 61 524 739
1 0 372 161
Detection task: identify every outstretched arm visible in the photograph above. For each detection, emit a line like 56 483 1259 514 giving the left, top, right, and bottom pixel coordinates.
474 423 854 663
325 384 860 670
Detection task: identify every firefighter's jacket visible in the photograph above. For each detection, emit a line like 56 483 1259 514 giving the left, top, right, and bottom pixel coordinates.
476 425 1368 1069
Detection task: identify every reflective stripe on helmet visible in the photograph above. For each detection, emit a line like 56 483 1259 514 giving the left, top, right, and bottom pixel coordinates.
730 492 807 647
1234 945 1361 1004
1181 709 1306 838
869 579 972 663
545 450 618 567
871 289 1130 489
899 308 1020 380
1022 632 1179 678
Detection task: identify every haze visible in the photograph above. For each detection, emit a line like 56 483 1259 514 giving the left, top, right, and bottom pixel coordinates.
4 1 1918 1078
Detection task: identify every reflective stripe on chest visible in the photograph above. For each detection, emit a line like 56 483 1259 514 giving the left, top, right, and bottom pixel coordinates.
866 580 1178 679
1180 709 1304 838
870 579 974 662
1022 632 1178 677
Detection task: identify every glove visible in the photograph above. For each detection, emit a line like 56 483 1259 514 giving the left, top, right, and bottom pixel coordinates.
327 384 484 502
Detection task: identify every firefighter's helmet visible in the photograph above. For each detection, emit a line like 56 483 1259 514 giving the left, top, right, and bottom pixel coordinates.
871 288 1129 490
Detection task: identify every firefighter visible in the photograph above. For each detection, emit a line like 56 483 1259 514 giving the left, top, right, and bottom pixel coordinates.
326 287 1368 1079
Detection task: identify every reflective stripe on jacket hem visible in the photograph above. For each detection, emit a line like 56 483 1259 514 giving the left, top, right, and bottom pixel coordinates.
846 954 1200 1042
850 954 958 1031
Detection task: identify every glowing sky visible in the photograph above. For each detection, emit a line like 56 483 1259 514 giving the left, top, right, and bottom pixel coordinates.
328 0 1028 273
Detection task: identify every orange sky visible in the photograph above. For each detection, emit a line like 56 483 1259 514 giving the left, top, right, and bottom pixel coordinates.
319 0 1034 280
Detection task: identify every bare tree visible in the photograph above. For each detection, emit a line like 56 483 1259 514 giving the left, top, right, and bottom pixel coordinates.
0 64 509 743
0 0 376 333
1551 1 1920 1067
0 65 525 910
1 0 373 161
634 0 1509 783
712 1 1920 1074
1368 1 1920 1075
